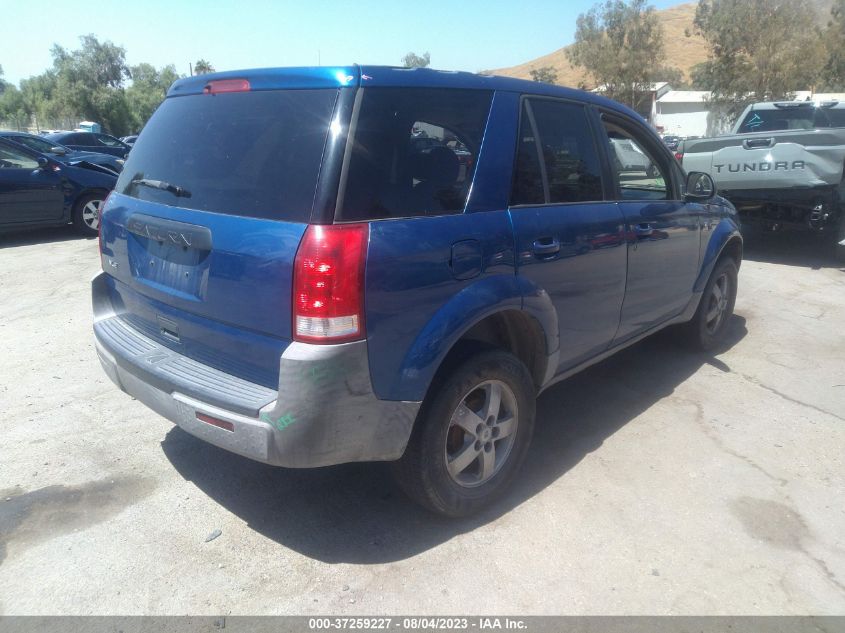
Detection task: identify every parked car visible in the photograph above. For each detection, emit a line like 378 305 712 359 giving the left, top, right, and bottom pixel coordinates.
662 135 682 151
0 137 117 236
0 131 125 173
121 135 139 147
682 100 845 258
44 131 131 159
93 66 742 516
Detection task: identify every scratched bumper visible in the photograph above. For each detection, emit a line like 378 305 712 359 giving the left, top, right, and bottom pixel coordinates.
92 271 420 468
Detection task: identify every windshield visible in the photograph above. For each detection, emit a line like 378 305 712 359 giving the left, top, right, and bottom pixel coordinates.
115 88 339 222
738 106 845 132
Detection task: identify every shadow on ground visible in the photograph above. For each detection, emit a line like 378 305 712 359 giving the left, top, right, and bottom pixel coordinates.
161 316 747 564
0 226 91 249
742 230 844 270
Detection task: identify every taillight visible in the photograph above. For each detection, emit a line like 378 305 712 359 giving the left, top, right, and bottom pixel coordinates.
293 223 368 344
98 192 113 264
675 152 684 162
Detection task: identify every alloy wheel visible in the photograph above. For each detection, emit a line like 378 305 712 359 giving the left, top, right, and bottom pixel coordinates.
445 380 519 488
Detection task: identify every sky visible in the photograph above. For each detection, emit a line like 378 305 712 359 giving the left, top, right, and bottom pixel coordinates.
0 0 684 86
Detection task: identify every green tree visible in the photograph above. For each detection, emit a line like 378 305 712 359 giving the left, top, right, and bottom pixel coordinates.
567 0 678 110
127 63 180 131
46 35 133 134
529 67 558 84
821 0 845 90
401 52 430 68
689 0 826 118
194 59 215 74
653 65 688 89
0 84 31 129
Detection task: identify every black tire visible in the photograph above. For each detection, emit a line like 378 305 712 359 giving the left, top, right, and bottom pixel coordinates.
683 257 738 351
72 193 105 237
392 349 536 517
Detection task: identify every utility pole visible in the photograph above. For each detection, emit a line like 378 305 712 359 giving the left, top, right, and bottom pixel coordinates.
318 50 321 66
189 62 193 76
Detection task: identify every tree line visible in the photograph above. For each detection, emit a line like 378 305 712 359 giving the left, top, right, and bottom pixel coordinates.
0 36 215 136
537 0 845 119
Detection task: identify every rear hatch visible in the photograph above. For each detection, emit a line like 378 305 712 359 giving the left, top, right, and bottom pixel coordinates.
99 71 350 388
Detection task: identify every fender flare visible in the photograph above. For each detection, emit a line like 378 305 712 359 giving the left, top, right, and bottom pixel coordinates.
390 274 558 402
694 218 743 294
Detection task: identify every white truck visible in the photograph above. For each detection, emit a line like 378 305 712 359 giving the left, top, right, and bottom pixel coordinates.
680 101 845 258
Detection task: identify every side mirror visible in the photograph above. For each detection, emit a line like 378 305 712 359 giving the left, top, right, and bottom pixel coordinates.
685 171 716 201
50 146 67 155
36 156 50 169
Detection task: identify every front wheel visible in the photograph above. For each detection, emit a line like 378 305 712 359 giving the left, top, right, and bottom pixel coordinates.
72 193 105 237
392 349 536 517
683 257 738 351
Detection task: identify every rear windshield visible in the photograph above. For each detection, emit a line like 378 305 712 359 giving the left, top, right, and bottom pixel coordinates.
116 89 339 222
337 88 493 221
737 106 845 132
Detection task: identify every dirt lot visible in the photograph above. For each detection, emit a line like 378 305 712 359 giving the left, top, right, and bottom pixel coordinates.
0 228 843 615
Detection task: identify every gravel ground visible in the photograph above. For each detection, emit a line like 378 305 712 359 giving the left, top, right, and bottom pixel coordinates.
0 228 843 615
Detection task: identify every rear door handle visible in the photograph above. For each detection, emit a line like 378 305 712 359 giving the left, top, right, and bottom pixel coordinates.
532 238 560 258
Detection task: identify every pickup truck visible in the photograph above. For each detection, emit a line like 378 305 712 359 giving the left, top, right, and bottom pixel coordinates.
680 101 845 258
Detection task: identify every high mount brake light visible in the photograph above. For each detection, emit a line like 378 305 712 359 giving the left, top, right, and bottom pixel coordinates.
293 224 368 344
203 79 251 94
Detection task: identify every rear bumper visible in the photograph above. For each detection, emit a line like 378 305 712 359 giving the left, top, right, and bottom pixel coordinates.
92 272 420 468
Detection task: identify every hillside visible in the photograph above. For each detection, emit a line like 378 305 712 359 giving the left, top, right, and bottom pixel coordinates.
489 0 832 88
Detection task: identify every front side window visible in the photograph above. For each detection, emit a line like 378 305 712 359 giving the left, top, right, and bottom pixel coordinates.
0 143 38 170
338 88 493 221
510 99 604 206
602 121 668 201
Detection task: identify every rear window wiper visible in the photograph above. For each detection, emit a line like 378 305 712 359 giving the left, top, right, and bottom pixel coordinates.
131 178 192 198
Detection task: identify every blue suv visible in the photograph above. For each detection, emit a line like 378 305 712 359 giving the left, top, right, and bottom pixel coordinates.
93 66 741 516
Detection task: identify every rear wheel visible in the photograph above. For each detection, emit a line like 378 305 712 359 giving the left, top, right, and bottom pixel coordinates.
72 193 105 236
683 257 738 351
392 349 536 517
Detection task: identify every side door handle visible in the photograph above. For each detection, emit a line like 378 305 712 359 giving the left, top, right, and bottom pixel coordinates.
532 238 560 258
634 223 654 237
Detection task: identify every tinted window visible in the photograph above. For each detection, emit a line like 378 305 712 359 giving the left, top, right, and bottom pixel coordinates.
0 143 38 170
95 134 122 147
529 100 603 204
602 121 668 201
338 88 492 221
827 108 845 127
116 89 338 222
8 135 56 154
737 106 845 132
510 108 545 205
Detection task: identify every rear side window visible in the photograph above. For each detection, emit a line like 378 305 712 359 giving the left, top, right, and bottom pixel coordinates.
116 89 339 222
337 88 493 221
95 134 122 147
510 99 604 206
